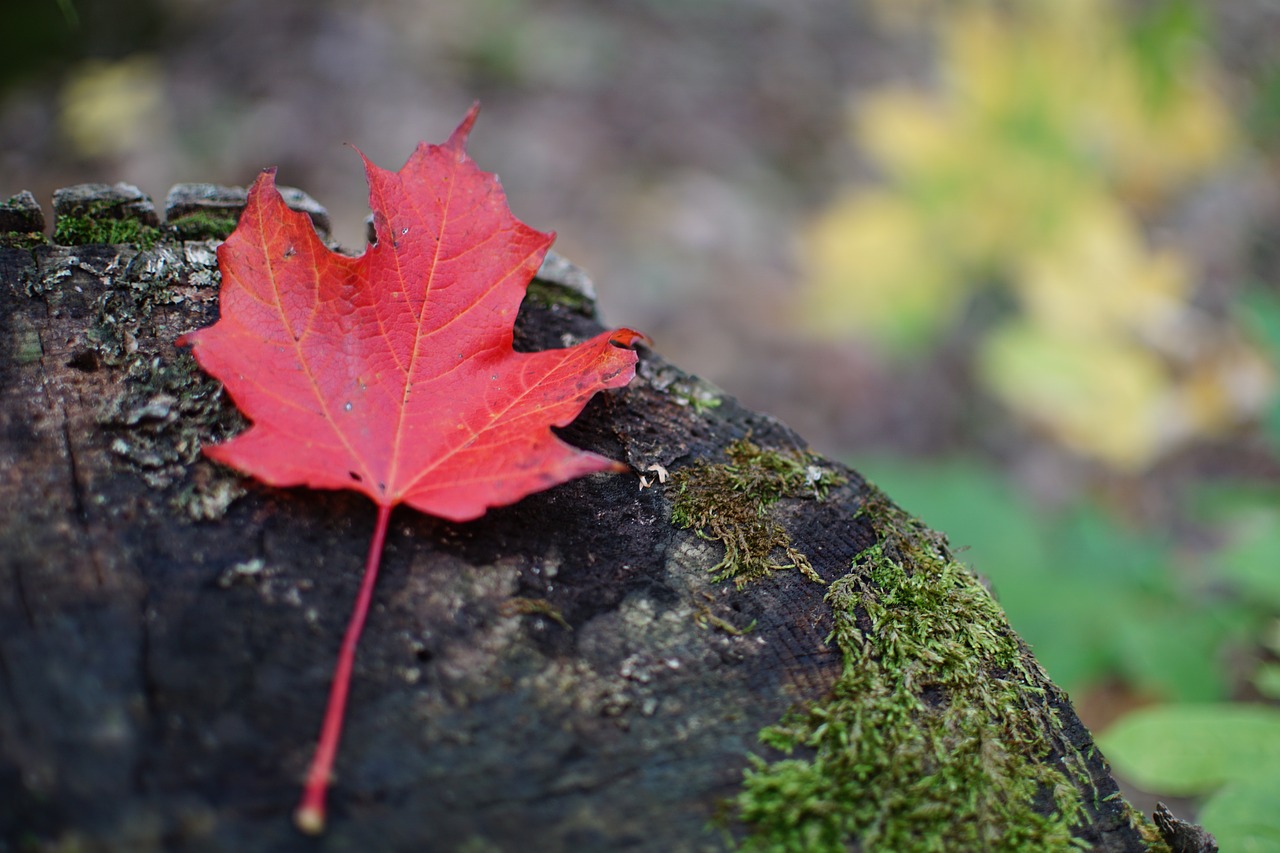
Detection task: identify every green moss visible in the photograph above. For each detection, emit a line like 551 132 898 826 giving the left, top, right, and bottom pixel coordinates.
671 381 722 414
524 278 595 315
0 231 47 250
639 359 723 414
166 212 239 241
733 490 1092 851
670 438 842 586
54 213 160 249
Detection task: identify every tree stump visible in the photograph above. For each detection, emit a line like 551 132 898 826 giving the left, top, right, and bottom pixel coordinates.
1 186 1175 851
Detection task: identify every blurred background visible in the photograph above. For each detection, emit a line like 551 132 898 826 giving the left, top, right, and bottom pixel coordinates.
4 0 1280 845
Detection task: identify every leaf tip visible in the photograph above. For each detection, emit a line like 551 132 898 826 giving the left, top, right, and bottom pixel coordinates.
241 167 284 221
609 328 648 349
294 803 326 835
447 101 482 151
252 165 279 189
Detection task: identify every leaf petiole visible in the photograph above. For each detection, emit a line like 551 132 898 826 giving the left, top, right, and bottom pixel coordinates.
294 502 393 835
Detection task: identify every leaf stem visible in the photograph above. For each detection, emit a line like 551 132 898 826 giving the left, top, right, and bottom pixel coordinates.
294 502 394 835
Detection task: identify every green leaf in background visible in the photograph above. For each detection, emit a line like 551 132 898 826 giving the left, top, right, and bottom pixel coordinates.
1197 769 1280 852
1219 510 1280 610
1247 62 1280 159
1253 661 1280 700
1238 288 1280 448
1098 703 1280 794
1101 703 1280 851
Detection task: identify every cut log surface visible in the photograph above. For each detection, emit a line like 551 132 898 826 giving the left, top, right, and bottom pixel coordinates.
1 187 1161 852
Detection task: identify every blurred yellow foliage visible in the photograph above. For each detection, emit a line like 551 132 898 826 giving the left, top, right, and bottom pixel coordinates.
1014 200 1190 343
59 56 164 160
805 190 957 344
980 323 1170 465
803 0 1273 468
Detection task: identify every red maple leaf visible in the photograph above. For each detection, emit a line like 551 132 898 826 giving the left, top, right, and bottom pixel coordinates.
177 105 640 833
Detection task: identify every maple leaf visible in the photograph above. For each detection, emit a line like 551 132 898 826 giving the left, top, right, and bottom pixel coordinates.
177 104 640 833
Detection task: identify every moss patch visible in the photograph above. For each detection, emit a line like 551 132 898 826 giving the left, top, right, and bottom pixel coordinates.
54 213 161 249
671 381 721 414
670 438 842 586
523 278 595 315
732 490 1091 851
166 212 239 242
0 231 48 250
638 359 723 414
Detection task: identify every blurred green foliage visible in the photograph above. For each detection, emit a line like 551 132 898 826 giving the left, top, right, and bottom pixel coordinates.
1101 704 1280 850
1241 289 1280 447
1246 63 1280 148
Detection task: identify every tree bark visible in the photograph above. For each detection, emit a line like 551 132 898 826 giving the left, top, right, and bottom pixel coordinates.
1 186 1164 851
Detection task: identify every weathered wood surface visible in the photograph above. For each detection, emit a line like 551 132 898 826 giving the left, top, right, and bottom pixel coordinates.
0 187 1159 852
